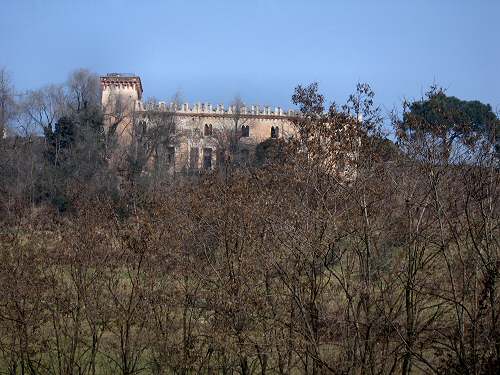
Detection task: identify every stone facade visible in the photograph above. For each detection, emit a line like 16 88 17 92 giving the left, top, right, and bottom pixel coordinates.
100 74 144 146
100 73 297 172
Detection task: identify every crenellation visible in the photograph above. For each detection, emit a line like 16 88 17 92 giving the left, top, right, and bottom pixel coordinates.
101 73 300 172
135 99 295 117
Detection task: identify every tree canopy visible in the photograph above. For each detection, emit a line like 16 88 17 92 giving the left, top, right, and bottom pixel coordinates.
397 86 498 160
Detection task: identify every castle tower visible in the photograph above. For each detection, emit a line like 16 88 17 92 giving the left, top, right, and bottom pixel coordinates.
100 73 143 145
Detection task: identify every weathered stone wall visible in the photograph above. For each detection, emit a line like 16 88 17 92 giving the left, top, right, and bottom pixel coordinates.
101 74 144 146
170 112 295 171
100 74 296 172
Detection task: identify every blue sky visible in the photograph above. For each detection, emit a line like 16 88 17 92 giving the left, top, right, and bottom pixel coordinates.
1 0 499 118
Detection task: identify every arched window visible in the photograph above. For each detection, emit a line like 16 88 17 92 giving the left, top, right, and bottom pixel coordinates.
241 125 250 137
271 126 279 139
204 123 213 136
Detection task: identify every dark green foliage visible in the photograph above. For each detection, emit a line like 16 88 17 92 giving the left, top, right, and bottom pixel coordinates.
398 86 499 160
37 101 113 212
407 91 496 138
44 115 75 165
254 138 286 167
364 135 400 163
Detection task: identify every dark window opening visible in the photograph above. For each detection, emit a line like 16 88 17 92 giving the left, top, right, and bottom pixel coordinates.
203 148 212 169
216 148 226 166
166 146 175 164
189 147 199 170
241 125 250 137
204 123 213 136
138 120 147 134
271 126 279 139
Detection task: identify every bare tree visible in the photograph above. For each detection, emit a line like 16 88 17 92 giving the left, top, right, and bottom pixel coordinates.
211 95 254 166
22 84 66 136
67 69 101 113
121 97 178 185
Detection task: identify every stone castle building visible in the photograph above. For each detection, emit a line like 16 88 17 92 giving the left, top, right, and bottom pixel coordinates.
100 73 297 172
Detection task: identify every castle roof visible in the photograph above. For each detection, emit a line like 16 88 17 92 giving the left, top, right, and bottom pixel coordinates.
100 74 143 100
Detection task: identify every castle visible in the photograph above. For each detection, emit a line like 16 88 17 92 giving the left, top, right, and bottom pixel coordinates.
100 73 297 172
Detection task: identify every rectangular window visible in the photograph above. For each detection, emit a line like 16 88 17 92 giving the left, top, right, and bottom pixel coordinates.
271 126 279 139
166 146 175 164
189 147 199 170
203 148 212 169
216 148 225 166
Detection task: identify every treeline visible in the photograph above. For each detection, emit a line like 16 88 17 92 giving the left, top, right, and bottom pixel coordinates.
0 69 499 374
